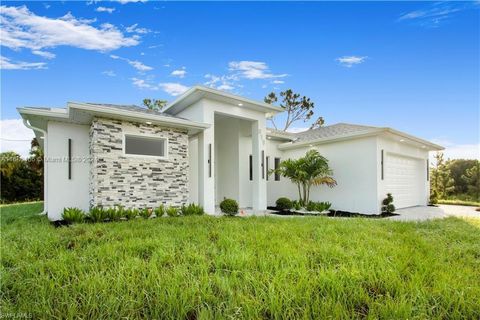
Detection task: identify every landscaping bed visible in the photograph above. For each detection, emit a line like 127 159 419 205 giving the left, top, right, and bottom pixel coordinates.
267 207 398 218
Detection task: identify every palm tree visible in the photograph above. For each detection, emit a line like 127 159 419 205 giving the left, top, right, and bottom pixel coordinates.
272 150 336 204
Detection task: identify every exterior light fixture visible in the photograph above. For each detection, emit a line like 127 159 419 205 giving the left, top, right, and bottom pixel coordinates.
238 103 243 106
400 139 405 142
146 121 152 125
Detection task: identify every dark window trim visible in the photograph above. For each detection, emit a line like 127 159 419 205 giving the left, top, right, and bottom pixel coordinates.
274 157 281 181
427 159 429 181
249 155 253 181
208 143 212 178
266 156 270 181
261 150 265 179
68 138 72 180
381 149 384 180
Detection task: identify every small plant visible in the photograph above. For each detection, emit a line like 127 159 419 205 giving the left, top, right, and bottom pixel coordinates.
180 203 205 216
88 206 106 223
166 206 179 217
139 208 153 219
322 201 332 211
154 205 165 217
430 190 438 205
382 193 395 213
106 207 122 221
124 208 138 220
292 200 302 211
220 198 238 216
276 197 293 211
306 201 317 212
62 207 85 224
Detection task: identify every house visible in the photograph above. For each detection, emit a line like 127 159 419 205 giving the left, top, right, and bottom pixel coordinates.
18 86 443 220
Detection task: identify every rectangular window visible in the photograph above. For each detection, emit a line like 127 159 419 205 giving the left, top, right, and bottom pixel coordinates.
249 155 253 181
261 150 265 179
274 157 281 181
124 134 167 158
208 143 212 178
381 149 384 180
266 156 270 181
68 138 72 180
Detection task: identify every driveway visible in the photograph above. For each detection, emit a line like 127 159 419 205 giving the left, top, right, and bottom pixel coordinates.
389 204 480 222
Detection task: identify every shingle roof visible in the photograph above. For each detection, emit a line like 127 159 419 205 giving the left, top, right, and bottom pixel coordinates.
267 123 381 143
83 103 188 120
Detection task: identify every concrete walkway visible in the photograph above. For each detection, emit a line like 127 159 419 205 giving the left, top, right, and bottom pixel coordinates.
388 204 480 222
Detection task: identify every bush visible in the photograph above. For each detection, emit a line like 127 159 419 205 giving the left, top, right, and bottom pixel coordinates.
276 197 293 211
166 206 179 217
430 190 438 205
382 193 395 213
180 203 204 216
88 206 106 223
62 207 85 223
306 201 317 212
124 208 138 220
106 207 122 221
292 200 302 211
154 205 165 217
139 208 153 219
220 198 238 216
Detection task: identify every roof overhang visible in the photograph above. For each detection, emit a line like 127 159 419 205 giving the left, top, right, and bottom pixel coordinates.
277 127 444 151
163 85 284 116
18 102 210 136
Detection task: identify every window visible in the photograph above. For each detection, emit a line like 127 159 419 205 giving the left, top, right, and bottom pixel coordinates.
266 156 270 181
274 157 281 181
381 149 384 180
124 134 167 158
249 155 253 181
427 159 429 181
261 151 265 179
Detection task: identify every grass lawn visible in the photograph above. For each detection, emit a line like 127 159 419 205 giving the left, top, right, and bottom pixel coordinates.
1 203 480 319
437 199 480 207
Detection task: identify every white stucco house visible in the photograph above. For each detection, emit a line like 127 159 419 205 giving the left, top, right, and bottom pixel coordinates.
18 86 443 221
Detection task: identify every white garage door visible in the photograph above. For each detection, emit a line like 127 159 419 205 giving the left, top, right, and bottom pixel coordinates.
385 153 425 209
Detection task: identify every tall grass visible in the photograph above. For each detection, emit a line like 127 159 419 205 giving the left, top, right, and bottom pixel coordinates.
1 202 479 319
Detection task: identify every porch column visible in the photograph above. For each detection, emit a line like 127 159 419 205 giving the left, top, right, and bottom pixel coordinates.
198 127 215 215
251 120 267 211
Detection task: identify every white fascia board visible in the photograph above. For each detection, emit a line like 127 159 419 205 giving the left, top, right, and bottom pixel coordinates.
384 128 444 151
68 102 210 131
164 85 284 115
17 107 69 120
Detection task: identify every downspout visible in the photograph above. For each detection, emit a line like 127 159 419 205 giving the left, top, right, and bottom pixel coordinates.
23 119 48 216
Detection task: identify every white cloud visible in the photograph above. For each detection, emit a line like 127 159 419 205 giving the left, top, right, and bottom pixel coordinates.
217 84 234 91
397 2 477 27
286 127 309 133
171 67 186 78
0 5 139 55
430 139 480 160
32 50 55 59
125 23 150 34
336 56 368 68
131 77 158 90
0 119 35 158
115 0 147 4
0 55 47 70
159 83 188 96
96 6 116 13
204 73 239 91
102 70 116 77
110 54 152 71
228 61 287 79
272 80 284 84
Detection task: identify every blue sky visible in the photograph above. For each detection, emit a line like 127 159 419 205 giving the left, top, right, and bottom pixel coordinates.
1 1 479 159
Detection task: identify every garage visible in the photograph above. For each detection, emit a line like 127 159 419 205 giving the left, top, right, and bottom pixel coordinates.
385 153 426 209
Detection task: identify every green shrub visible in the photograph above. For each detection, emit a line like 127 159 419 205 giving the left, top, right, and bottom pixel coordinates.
276 197 293 210
88 206 106 223
166 206 179 217
154 205 165 217
430 190 438 205
62 207 85 223
323 201 332 211
124 208 138 220
106 207 122 221
180 203 204 216
220 198 238 216
306 201 317 212
292 200 302 210
382 193 395 213
139 208 153 219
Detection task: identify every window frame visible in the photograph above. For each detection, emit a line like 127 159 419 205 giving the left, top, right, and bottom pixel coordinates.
122 133 169 160
274 157 281 181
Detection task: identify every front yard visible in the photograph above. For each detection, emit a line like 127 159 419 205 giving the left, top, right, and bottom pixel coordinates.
1 202 479 319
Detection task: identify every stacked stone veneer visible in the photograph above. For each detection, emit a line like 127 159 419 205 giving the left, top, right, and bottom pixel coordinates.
89 117 189 209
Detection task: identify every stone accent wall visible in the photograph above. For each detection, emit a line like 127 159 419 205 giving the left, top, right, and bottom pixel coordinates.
89 117 189 209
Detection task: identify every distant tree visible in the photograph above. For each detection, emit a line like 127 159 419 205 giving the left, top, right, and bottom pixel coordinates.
142 99 167 112
462 161 480 200
448 159 477 194
264 89 324 131
430 152 454 199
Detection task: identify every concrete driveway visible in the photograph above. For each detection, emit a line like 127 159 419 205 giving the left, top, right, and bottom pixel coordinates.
389 204 480 222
